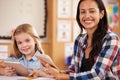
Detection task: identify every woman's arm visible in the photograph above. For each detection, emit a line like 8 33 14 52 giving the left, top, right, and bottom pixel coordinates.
35 55 59 69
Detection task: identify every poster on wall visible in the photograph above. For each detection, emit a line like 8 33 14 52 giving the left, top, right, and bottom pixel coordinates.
103 0 119 35
57 0 72 18
57 20 71 42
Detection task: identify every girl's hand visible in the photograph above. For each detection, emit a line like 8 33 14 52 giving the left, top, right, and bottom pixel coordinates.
4 66 16 76
28 67 53 78
0 59 5 68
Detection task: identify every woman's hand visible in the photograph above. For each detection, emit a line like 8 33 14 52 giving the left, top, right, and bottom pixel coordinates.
28 67 54 78
3 66 16 76
55 73 70 80
43 64 70 80
43 63 59 76
35 55 59 69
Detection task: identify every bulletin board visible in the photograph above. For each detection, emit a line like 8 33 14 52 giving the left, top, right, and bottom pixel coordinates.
0 0 47 39
103 0 120 37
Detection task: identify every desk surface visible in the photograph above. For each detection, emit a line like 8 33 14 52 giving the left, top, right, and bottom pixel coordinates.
0 76 54 80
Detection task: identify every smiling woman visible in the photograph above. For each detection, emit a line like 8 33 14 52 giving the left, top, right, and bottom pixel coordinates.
0 0 47 39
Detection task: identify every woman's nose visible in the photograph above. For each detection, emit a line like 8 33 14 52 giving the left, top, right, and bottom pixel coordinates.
84 11 90 18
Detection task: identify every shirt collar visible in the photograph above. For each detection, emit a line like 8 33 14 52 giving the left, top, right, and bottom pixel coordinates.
78 33 87 48
18 50 41 61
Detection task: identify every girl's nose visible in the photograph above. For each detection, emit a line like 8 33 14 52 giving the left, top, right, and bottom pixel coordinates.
21 43 27 47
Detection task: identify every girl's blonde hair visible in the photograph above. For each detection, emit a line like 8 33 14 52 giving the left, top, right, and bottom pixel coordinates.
11 23 44 58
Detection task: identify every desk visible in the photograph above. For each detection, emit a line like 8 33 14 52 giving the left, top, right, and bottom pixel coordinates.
0 76 54 80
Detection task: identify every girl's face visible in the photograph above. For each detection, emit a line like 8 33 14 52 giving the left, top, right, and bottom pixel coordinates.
15 32 36 56
79 0 104 32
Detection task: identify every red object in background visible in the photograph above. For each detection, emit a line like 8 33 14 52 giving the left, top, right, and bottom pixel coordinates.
11 29 16 35
113 14 119 23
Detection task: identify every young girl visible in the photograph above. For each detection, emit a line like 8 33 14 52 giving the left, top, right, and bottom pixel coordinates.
30 0 120 80
3 23 51 77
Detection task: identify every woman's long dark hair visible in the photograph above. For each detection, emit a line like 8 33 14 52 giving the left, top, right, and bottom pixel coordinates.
76 0 108 58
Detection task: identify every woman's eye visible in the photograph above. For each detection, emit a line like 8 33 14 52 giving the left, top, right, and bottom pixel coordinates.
80 11 85 14
90 11 96 13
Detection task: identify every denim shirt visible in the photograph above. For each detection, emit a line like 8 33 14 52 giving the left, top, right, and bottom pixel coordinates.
6 50 48 73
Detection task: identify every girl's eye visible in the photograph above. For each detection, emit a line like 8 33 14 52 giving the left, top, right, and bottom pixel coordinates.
26 39 30 42
17 41 22 45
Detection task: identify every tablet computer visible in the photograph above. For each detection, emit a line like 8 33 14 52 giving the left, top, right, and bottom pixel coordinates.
4 61 30 76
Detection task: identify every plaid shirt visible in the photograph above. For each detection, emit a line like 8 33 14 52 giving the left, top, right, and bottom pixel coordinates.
68 32 120 80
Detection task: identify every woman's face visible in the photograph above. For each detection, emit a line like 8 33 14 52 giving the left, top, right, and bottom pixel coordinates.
15 32 36 56
79 0 104 31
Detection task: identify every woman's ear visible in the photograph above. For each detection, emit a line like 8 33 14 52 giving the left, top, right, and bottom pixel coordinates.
100 10 104 19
